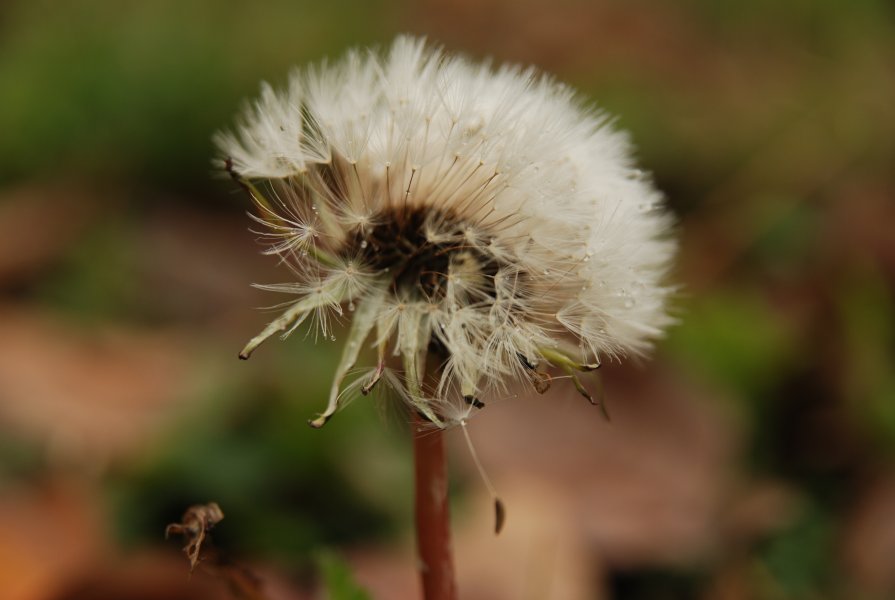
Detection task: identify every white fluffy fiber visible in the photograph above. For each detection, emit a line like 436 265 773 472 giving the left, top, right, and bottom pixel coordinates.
218 36 675 426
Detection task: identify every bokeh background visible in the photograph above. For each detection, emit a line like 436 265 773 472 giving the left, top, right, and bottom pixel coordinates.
1 1 894 599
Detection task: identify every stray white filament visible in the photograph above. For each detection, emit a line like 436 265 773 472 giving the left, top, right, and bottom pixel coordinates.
460 418 505 534
460 419 499 501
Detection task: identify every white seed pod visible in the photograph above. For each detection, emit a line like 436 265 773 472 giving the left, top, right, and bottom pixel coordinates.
219 36 676 427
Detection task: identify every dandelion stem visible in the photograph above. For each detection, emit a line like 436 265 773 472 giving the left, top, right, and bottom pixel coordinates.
405 353 456 600
411 410 458 600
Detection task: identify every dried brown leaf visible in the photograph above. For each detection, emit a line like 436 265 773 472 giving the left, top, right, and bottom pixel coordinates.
166 503 225 573
165 504 274 600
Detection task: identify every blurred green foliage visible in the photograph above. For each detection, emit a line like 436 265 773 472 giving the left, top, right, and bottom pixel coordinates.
37 218 144 321
840 266 895 455
110 340 412 565
759 502 836 599
0 0 394 187
316 551 373 600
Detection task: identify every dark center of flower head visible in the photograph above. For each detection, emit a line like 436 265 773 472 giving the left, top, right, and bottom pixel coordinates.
344 206 501 301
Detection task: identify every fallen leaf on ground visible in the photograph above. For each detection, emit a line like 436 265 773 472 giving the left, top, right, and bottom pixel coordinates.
0 305 194 467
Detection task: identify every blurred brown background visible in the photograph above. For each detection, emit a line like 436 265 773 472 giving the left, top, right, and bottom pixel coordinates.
1 1 893 599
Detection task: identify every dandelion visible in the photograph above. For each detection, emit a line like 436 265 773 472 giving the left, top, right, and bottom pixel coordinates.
217 36 675 599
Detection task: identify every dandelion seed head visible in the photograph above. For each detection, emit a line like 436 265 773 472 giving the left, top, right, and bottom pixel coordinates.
221 36 676 427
